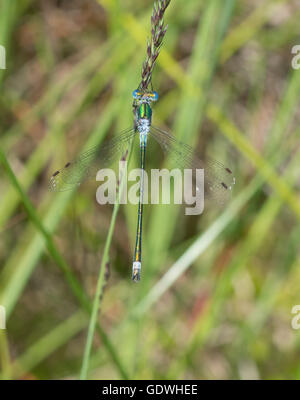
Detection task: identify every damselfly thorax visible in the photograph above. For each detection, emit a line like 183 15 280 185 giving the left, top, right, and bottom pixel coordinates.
134 90 157 148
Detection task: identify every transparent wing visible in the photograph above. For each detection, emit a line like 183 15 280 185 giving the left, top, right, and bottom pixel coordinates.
149 126 235 205
49 127 136 192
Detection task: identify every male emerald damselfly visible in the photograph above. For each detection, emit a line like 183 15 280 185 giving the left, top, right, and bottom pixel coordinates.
49 89 235 281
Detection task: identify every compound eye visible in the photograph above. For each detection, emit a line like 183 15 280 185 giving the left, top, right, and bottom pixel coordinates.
132 89 141 99
152 91 159 101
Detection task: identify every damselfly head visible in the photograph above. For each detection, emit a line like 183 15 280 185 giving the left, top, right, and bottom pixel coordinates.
132 89 159 102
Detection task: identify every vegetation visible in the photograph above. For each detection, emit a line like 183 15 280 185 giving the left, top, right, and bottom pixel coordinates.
0 0 300 380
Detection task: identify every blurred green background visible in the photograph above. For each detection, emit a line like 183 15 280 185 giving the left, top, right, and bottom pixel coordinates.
1 0 300 380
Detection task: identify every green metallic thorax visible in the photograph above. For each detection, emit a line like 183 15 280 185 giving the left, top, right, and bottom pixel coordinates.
138 102 152 122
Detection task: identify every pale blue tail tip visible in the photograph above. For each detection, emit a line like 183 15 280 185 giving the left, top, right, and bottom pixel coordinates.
132 261 141 282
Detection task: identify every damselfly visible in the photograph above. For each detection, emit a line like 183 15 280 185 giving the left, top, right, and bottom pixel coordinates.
49 90 235 282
